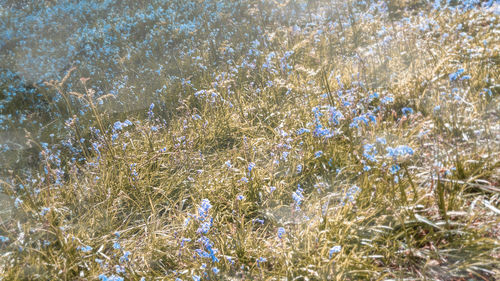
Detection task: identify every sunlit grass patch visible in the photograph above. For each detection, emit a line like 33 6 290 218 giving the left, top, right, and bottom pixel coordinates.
0 0 499 280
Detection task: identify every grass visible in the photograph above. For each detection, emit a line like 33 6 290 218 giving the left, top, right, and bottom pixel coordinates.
0 0 499 280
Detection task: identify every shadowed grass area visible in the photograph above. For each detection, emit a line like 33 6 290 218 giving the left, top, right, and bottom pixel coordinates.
0 0 499 280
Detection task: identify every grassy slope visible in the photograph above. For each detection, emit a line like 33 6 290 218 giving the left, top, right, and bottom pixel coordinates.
1 1 499 280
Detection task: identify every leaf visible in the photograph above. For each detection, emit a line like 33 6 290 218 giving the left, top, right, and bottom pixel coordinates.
414 214 442 230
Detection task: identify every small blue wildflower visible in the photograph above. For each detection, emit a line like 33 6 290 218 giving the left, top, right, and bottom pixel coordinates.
329 245 342 258
115 265 125 274
113 242 121 249
240 177 249 183
277 227 285 239
113 121 123 131
236 195 245 201
315 151 323 158
330 108 344 125
292 186 305 209
195 249 210 258
192 275 201 281
254 218 264 224
99 274 124 281
282 151 289 161
212 267 219 274
198 199 212 220
369 92 379 99
257 257 267 267
14 197 23 208
390 164 401 174
197 220 212 234
77 245 92 252
225 160 231 168
297 164 303 174
449 68 465 81
248 162 256 173
376 137 387 145
402 107 414 116
296 128 310 135
363 143 378 162
119 251 131 263
40 207 50 216
381 96 394 104
184 217 191 227
0 236 9 242
350 115 369 128
148 103 155 118
342 185 360 205
386 145 414 159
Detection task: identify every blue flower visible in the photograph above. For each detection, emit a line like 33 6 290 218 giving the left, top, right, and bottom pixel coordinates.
198 199 212 220
297 164 303 174
342 185 360 205
40 207 50 216
197 220 212 234
99 274 124 281
292 186 305 208
119 251 131 263
314 151 323 158
381 96 394 104
14 197 23 208
248 162 256 173
449 68 465 81
282 151 289 161
296 128 310 135
402 107 414 116
329 245 341 258
113 121 123 131
254 218 265 224
277 227 285 239
386 145 414 158
390 164 400 174
77 245 93 252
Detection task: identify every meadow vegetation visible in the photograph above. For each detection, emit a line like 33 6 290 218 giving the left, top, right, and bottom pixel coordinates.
0 0 499 280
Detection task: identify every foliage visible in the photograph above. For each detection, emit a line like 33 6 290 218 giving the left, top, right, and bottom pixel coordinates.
0 0 499 280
